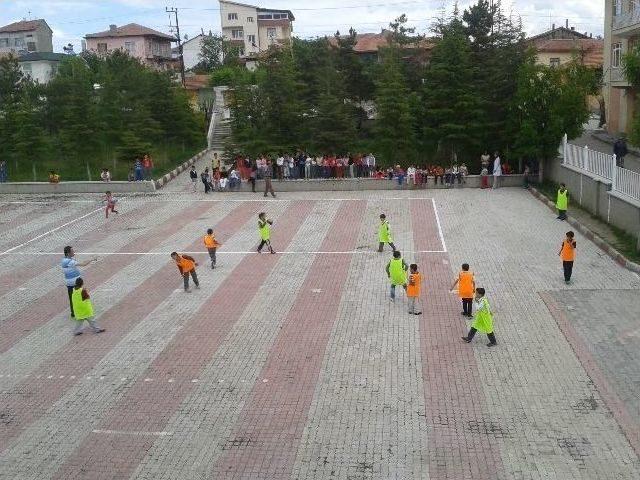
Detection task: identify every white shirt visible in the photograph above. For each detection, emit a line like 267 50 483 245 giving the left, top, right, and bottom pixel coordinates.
276 157 284 166
219 177 228 188
493 157 502 176
369 155 376 168
407 167 416 176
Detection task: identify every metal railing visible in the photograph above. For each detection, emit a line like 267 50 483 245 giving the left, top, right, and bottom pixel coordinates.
614 166 640 201
561 134 640 203
561 135 613 180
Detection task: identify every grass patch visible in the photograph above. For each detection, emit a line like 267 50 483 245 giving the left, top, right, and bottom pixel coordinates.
3 142 205 182
537 179 640 263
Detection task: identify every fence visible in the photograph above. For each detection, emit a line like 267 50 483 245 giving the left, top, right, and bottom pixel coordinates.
561 134 640 203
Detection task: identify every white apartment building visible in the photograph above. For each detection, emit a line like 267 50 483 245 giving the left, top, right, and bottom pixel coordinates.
604 0 640 135
219 0 294 58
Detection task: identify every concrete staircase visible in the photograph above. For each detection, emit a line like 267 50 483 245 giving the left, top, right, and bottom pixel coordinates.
209 117 232 152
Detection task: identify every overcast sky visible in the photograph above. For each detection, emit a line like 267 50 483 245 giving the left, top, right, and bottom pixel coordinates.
1 0 605 52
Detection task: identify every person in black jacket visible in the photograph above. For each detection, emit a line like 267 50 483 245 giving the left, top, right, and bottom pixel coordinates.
201 168 211 194
190 166 198 192
613 137 628 168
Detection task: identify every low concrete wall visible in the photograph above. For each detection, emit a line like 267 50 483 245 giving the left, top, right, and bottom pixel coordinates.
546 156 640 247
0 181 155 194
154 149 209 189
230 174 526 192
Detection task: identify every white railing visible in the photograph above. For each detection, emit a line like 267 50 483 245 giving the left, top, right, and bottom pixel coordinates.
614 166 640 201
561 134 614 180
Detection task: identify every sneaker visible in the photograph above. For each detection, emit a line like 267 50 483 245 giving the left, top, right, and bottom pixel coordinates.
195 284 200 289
211 263 215 269
185 289 192 293
460 311 467 316
73 331 83 336
487 342 497 347
461 336 471 343
390 297 395 302
95 328 106 334
257 249 262 254
270 250 276 254
414 312 422 315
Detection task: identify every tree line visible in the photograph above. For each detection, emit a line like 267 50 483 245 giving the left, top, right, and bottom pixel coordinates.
219 1 598 173
0 50 205 181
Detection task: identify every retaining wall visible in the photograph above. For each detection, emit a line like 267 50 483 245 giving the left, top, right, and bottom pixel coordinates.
0 181 155 194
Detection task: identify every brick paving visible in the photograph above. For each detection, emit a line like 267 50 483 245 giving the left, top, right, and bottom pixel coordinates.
0 184 639 479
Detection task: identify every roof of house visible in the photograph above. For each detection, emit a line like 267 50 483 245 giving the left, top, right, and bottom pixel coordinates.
256 7 295 21
532 38 604 67
527 26 591 42
0 19 52 34
18 52 68 62
329 30 434 54
85 23 175 41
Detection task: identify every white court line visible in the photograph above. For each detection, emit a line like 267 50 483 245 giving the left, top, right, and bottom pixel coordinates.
0 206 104 256
0 196 434 204
431 198 448 253
92 429 172 436
1 250 447 256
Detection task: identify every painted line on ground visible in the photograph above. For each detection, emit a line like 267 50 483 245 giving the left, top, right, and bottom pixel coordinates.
0 196 435 204
1 250 447 256
91 430 172 437
431 197 448 253
0 206 104 255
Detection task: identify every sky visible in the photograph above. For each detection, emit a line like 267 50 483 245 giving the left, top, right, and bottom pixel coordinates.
0 0 605 53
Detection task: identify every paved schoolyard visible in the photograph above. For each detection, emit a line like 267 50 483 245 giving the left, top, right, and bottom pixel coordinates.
0 180 639 479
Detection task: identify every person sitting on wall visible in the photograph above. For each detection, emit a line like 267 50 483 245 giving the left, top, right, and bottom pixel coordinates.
49 170 60 183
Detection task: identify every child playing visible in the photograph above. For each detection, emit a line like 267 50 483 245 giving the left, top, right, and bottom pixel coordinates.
103 191 119 218
171 252 200 292
71 277 105 336
257 212 276 254
203 228 221 269
559 231 577 284
450 263 475 318
407 264 422 315
386 250 408 302
461 288 497 347
378 214 397 252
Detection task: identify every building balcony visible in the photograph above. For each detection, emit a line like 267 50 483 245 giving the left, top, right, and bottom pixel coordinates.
610 67 631 86
613 10 640 36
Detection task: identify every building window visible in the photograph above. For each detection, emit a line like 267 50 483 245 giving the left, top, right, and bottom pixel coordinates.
231 29 244 39
247 34 256 44
0 38 9 47
612 42 623 68
247 16 254 23
267 27 276 38
258 14 272 20
97 42 108 53
124 41 135 54
14 38 23 47
549 57 561 68
27 42 36 52
228 13 238 21
613 0 622 16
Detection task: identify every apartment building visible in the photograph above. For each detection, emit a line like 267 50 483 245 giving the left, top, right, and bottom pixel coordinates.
604 0 640 135
84 24 176 70
0 19 53 56
219 0 294 58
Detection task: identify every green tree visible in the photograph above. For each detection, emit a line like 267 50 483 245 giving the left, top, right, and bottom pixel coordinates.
12 84 48 178
374 47 416 165
423 16 482 162
509 56 594 180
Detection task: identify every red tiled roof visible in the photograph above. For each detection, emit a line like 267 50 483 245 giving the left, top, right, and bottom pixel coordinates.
85 23 175 41
329 31 434 54
532 38 604 67
0 19 51 33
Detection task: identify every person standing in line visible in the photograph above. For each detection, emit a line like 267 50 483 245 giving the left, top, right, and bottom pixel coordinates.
61 246 96 318
249 162 257 192
559 231 577 284
556 183 569 220
189 166 198 192
257 212 276 254
71 277 105 336
201 167 211 194
276 154 284 180
492 152 502 189
386 250 408 302
134 158 144 181
613 137 628 168
213 152 221 171
103 191 119 218
407 264 423 315
450 263 475 318
263 160 276 197
480 151 490 173
142 154 153 180
378 214 397 252
203 228 221 269
171 252 200 292
461 288 497 347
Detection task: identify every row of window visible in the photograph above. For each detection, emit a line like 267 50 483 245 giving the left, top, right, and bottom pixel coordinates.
96 41 169 56
230 29 276 40
0 37 37 51
227 12 289 22
227 13 253 22
612 0 640 16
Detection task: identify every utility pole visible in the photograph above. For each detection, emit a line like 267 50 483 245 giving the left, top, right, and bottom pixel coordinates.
166 6 185 86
